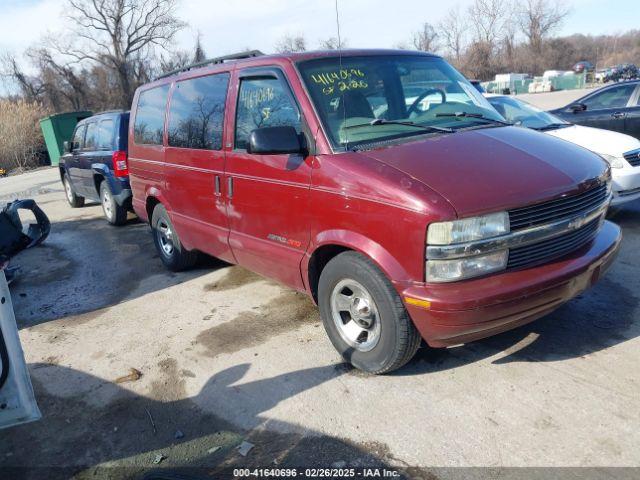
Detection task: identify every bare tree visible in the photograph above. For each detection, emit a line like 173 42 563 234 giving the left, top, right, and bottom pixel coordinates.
193 32 206 63
275 34 307 53
518 0 570 53
499 3 519 70
318 37 348 50
27 48 89 110
468 0 505 46
438 6 468 62
158 50 191 74
53 0 185 108
0 54 43 102
412 23 439 52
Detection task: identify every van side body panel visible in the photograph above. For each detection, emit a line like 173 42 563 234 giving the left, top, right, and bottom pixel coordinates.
222 65 315 291
303 152 457 288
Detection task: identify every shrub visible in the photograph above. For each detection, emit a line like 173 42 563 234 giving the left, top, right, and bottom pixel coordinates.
0 99 49 172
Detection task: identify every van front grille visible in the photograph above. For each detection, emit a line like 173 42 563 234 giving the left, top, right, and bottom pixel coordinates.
507 218 601 270
508 183 608 231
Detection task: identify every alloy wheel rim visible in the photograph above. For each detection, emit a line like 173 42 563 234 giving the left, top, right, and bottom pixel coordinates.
330 279 381 352
157 220 174 256
65 179 74 202
101 189 113 219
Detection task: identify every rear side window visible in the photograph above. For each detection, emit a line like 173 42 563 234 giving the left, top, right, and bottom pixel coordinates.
84 122 98 150
72 125 86 150
583 84 636 110
134 85 170 145
234 76 301 150
168 73 229 150
97 119 114 150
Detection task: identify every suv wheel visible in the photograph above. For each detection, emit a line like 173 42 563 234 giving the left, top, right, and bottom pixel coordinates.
63 174 85 208
151 204 198 271
100 181 127 226
318 251 421 374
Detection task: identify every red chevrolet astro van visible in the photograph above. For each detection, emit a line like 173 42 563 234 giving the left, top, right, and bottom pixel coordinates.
129 50 620 374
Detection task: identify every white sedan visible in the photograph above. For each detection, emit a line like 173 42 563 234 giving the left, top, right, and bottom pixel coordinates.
486 94 640 206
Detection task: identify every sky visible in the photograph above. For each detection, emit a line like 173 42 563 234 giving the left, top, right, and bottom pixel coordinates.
0 0 638 80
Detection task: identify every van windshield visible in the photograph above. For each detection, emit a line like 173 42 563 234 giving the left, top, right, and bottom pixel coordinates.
297 55 504 150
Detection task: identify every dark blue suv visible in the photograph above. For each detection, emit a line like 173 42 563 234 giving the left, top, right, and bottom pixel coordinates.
60 111 131 225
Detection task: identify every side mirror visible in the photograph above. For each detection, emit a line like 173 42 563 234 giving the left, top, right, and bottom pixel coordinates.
63 141 71 153
569 103 587 113
248 126 305 155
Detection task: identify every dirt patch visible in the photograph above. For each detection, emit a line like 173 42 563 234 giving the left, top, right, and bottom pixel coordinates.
11 244 74 287
196 291 320 357
203 266 268 292
149 358 187 402
202 307 217 321
47 330 70 344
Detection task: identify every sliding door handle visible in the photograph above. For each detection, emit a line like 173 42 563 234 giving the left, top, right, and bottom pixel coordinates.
214 175 221 196
227 177 233 198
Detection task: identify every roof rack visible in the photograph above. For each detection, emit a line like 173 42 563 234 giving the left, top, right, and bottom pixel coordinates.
155 50 264 80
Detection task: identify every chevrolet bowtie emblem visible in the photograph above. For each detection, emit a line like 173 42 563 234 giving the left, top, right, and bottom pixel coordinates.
567 217 585 230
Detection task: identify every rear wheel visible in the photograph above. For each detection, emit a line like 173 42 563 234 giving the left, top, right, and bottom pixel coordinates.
318 251 421 374
63 174 84 208
100 181 128 226
151 204 198 271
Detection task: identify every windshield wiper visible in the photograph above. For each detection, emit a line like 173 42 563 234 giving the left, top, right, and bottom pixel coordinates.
435 112 512 126
535 123 571 131
343 118 454 133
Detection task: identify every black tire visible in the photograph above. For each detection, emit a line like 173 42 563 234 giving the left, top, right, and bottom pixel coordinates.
151 204 198 271
100 181 128 226
318 251 421 374
63 174 85 208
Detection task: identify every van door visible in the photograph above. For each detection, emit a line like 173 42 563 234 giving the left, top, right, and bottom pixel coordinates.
224 68 313 290
164 73 234 262
0 270 41 430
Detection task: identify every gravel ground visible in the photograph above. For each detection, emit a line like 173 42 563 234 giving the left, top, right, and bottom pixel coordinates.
1 106 639 479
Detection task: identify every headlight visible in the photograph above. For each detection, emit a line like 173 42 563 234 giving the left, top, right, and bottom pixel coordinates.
426 250 508 283
427 212 509 245
426 212 510 282
600 154 625 169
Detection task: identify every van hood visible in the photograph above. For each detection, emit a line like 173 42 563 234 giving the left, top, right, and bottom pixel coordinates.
544 124 640 157
360 126 608 217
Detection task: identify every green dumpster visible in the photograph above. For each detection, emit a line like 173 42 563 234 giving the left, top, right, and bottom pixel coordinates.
39 111 92 166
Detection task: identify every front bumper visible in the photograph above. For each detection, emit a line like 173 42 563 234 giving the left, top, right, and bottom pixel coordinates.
402 220 621 347
612 167 640 205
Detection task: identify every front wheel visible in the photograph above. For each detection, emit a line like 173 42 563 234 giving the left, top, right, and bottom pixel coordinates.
100 182 128 226
63 174 84 208
151 204 198 271
318 251 421 374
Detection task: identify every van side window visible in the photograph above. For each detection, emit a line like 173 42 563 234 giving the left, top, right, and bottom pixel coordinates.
72 125 86 151
168 73 229 150
97 119 114 150
84 122 98 150
234 77 301 150
134 85 170 145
